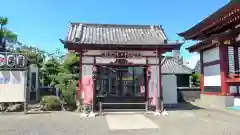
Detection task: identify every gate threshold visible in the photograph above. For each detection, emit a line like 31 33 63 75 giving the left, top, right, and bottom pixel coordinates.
102 109 154 115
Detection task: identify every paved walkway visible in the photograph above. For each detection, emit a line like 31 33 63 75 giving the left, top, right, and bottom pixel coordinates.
106 114 158 130
0 109 240 135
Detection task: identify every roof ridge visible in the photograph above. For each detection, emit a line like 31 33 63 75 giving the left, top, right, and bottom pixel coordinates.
172 57 193 71
70 22 162 29
165 56 193 71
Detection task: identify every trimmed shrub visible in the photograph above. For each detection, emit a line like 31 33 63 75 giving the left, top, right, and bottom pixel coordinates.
61 91 77 111
40 96 61 111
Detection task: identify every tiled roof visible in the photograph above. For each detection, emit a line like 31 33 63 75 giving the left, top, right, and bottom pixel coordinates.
161 57 193 74
66 22 167 45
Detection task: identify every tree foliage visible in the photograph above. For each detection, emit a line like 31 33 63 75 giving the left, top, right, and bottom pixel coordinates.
0 17 18 51
40 50 80 107
3 17 80 109
191 73 200 87
54 52 80 106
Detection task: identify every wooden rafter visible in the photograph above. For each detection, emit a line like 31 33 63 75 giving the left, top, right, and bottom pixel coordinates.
178 1 240 40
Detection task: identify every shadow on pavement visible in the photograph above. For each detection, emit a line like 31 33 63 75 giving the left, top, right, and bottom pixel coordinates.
166 102 204 111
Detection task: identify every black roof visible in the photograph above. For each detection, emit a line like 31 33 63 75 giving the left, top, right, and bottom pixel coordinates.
161 57 193 74
66 22 168 45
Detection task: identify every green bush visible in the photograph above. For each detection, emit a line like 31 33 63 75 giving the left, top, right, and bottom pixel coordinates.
40 96 62 111
61 91 77 111
191 73 200 87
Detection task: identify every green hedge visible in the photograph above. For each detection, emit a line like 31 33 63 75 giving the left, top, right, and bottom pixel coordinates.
40 96 62 111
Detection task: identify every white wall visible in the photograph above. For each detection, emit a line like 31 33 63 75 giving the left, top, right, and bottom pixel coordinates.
0 71 27 102
203 47 220 63
162 75 178 104
204 64 221 86
148 64 178 105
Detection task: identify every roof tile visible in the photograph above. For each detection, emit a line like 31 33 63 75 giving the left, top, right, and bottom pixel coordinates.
67 23 167 45
161 57 193 74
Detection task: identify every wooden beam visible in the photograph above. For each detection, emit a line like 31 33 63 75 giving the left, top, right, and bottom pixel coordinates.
203 60 220 67
78 50 83 100
219 43 229 95
200 51 204 94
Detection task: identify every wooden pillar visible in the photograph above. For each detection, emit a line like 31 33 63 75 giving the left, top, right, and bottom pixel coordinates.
233 39 240 95
157 50 163 112
92 56 97 111
78 50 83 99
219 43 229 95
200 51 204 94
146 57 149 102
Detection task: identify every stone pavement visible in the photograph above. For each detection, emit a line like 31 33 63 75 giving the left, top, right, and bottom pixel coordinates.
106 114 159 130
0 109 240 135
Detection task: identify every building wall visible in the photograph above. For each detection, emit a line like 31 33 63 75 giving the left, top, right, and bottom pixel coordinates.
82 55 161 104
202 47 221 93
82 54 178 105
203 64 221 86
147 57 178 105
162 74 178 104
203 47 219 63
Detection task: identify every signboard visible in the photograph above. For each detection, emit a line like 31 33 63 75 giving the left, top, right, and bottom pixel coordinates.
0 53 27 68
0 71 26 102
101 51 141 58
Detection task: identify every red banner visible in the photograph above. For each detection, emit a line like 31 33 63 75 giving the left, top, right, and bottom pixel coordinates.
82 76 93 104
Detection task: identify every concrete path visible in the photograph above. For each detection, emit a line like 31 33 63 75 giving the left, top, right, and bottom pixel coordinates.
1 109 240 135
106 114 159 130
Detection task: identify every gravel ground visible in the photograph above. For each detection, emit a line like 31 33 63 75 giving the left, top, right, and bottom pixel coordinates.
0 109 239 135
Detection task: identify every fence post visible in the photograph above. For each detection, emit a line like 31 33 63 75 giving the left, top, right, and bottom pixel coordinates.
99 102 102 115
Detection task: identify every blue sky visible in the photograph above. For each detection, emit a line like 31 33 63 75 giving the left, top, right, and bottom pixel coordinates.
2 0 229 60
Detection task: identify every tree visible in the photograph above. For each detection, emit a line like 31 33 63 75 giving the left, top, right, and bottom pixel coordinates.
38 49 80 110
191 73 200 87
0 17 18 52
54 52 80 110
41 57 61 86
14 45 47 67
40 48 64 85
